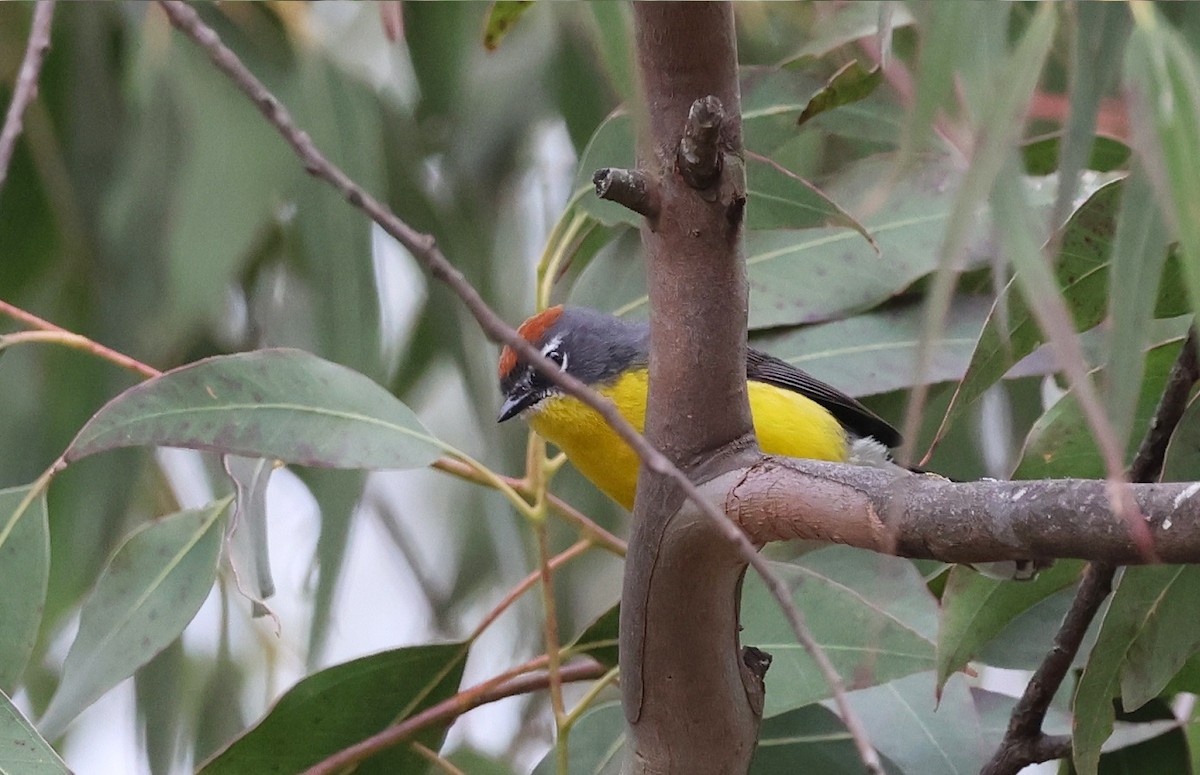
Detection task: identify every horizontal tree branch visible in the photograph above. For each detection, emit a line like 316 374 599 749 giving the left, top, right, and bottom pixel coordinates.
727 458 1200 564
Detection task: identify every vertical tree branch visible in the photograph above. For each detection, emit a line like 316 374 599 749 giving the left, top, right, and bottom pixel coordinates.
0 0 56 193
621 6 760 770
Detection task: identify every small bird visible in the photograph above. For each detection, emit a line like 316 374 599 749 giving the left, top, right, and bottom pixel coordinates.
497 305 900 509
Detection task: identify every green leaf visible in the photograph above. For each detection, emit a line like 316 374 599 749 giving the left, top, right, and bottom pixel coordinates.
0 484 49 693
936 562 1084 691
1050 2 1132 230
200 643 467 774
0 690 69 775
1014 339 1185 479
484 1 535 51
840 672 985 775
781 3 915 69
65 349 442 470
1021 134 1132 176
224 456 275 614
795 60 884 128
1096 698 1191 775
575 154 1055 328
1126 5 1200 328
940 179 1123 435
160 39 297 340
39 500 227 739
1074 566 1200 774
750 295 993 398
1161 394 1200 482
289 55 387 382
565 603 619 668
574 113 636 228
752 705 902 774
744 153 876 246
1105 166 1173 453
300 468 368 670
1118 566 1200 711
531 702 624 775
741 547 938 716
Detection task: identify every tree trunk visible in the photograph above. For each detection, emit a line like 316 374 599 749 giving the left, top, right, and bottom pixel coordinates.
620 4 761 773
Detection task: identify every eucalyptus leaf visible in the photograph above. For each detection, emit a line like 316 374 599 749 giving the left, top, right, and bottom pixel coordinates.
200 643 467 774
0 690 69 775
484 1 534 51
795 60 884 128
39 500 227 739
0 484 48 693
531 702 624 775
936 562 1084 691
837 672 985 775
741 547 938 717
751 295 992 398
66 349 442 471
224 456 275 616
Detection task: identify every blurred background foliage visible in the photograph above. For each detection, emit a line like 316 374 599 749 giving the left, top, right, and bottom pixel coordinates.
2 2 1200 774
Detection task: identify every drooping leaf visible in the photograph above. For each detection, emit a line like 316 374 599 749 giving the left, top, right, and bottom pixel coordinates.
574 112 636 228
1126 5 1200 328
200 643 467 774
1119 566 1200 711
39 500 227 739
483 1 535 51
65 349 443 470
741 547 938 716
936 561 1085 691
224 456 275 615
1105 166 1173 453
0 484 49 693
0 690 69 775
1073 565 1200 775
301 468 367 670
744 153 875 246
1049 2 1132 230
1014 339 1185 479
939 179 1186 440
795 60 884 128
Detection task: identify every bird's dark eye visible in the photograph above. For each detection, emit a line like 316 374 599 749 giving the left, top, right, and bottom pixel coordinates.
547 349 563 364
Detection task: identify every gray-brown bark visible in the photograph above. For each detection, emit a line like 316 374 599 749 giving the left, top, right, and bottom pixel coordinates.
620 3 762 774
727 458 1200 563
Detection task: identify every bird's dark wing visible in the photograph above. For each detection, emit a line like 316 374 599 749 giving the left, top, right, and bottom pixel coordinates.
746 348 902 447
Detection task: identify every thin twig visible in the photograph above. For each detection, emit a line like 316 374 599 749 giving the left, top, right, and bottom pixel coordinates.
301 659 606 775
0 299 162 379
409 742 467 775
469 539 591 641
154 3 876 768
0 0 56 192
982 329 1200 775
431 457 626 556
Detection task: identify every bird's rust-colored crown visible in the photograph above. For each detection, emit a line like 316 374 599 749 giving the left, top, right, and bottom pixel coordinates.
497 305 564 379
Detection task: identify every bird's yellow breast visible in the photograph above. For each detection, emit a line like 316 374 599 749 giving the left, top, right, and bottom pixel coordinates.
528 369 849 509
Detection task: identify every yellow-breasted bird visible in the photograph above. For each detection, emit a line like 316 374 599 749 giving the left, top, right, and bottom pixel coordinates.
497 305 900 509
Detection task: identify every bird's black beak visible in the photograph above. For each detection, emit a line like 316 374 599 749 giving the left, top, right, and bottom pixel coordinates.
497 389 536 423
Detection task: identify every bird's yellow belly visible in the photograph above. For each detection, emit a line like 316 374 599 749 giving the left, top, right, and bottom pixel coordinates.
528 370 849 510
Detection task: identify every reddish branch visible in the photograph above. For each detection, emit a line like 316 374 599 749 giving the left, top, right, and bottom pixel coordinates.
301 659 606 775
982 329 1200 775
0 1 55 192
